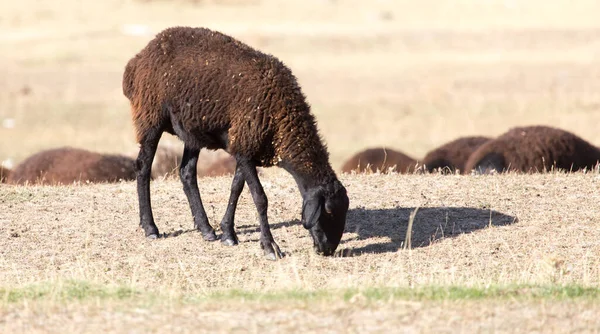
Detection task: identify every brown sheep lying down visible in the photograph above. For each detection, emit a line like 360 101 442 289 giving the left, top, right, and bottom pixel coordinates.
464 125 600 174
423 136 491 174
341 148 419 174
201 155 237 177
7 147 136 185
0 166 10 183
152 145 237 179
151 144 183 179
123 26 349 259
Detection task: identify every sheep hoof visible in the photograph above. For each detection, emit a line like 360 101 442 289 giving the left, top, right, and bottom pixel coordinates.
221 236 238 246
143 224 159 239
263 242 284 261
202 230 218 241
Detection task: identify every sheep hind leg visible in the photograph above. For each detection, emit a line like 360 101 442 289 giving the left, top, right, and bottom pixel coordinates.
180 145 217 241
135 127 163 239
219 162 244 246
238 158 283 260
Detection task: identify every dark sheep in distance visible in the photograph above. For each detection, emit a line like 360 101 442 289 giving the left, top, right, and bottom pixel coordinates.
423 136 492 174
201 155 237 177
0 166 11 183
151 145 238 179
7 147 136 185
151 144 183 179
123 26 349 259
464 125 600 174
340 148 419 174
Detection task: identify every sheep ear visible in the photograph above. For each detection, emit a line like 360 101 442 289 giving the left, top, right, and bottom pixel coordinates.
302 197 322 229
325 198 333 214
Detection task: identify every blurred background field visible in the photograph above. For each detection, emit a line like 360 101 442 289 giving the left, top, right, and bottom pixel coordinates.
2 0 600 168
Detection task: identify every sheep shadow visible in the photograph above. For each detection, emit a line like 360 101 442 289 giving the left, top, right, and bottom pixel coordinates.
158 229 197 238
342 206 517 254
240 206 517 255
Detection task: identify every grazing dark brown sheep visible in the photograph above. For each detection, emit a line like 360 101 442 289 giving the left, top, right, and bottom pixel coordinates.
123 26 349 259
341 148 419 174
464 126 600 174
423 136 491 174
7 147 136 185
0 166 11 183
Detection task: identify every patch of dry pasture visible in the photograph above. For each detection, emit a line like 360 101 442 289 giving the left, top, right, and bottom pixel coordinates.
2 298 600 333
2 171 600 330
2 172 600 292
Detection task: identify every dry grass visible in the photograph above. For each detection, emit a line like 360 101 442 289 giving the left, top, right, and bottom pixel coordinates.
2 0 600 331
2 171 600 330
2 298 600 333
4 171 600 290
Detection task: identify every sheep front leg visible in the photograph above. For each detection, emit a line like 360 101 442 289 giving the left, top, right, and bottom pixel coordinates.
180 145 217 241
220 162 244 246
238 159 283 260
135 128 162 238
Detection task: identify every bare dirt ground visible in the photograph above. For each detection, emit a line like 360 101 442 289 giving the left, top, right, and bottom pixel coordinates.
2 0 600 332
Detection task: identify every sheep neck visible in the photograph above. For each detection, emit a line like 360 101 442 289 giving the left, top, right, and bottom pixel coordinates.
280 158 337 196
270 95 338 194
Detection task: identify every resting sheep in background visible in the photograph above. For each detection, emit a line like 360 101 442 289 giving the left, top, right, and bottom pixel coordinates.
123 26 349 259
6 147 136 185
423 136 491 174
201 155 237 177
151 144 237 179
151 144 183 179
0 166 10 183
340 147 419 174
464 125 600 174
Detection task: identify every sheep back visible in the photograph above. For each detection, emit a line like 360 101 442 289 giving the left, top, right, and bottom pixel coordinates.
423 136 491 173
341 148 418 174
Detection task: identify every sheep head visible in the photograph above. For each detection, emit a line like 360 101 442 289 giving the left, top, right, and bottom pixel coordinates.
301 180 349 256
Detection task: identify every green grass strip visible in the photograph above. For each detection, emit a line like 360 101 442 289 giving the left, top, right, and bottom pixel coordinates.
198 285 600 303
2 281 600 305
1 280 138 303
